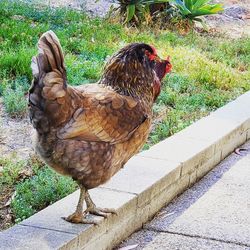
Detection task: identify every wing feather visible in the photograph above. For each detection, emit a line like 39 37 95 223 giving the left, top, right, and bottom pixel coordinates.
57 89 148 144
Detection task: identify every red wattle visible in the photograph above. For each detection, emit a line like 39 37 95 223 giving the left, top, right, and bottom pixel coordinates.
153 77 161 101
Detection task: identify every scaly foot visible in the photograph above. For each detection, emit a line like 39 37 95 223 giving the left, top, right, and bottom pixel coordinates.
63 186 117 224
86 206 117 218
63 212 99 225
85 190 117 218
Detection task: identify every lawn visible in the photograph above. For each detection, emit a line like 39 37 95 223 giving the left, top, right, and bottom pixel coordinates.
0 0 249 229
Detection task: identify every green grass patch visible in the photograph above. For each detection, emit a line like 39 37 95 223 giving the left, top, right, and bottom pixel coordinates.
0 158 26 188
0 156 77 223
2 86 27 118
145 72 242 147
11 166 77 223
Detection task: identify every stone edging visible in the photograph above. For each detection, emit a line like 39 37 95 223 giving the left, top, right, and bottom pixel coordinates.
1 91 250 250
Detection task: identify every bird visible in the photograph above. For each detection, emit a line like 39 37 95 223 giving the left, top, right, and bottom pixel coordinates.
28 30 172 224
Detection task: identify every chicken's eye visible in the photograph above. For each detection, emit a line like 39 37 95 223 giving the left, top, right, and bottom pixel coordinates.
145 50 156 61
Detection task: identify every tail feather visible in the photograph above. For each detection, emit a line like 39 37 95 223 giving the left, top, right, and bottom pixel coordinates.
29 31 70 134
31 30 66 80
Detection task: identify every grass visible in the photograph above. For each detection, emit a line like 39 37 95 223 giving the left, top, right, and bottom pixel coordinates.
2 86 27 118
0 157 26 188
12 166 77 223
0 0 249 226
1 76 29 117
0 156 77 223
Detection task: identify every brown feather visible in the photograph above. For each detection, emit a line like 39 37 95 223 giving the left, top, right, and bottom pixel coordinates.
28 31 163 190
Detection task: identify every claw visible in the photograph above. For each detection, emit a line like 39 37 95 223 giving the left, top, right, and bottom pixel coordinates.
86 207 117 218
62 212 99 225
63 186 117 225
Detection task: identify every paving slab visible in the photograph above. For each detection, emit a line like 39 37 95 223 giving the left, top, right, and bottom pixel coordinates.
139 135 214 163
117 229 249 250
156 154 250 246
211 91 250 123
143 232 249 250
0 225 78 250
119 140 250 249
101 156 181 209
147 141 250 247
176 113 244 143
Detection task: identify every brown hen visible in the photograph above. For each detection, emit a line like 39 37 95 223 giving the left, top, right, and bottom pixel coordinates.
29 30 172 224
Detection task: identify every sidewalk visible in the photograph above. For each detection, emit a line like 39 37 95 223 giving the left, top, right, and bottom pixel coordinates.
118 140 250 250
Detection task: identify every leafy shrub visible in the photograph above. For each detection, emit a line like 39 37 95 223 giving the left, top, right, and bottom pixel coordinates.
171 0 223 23
113 0 223 29
114 0 169 24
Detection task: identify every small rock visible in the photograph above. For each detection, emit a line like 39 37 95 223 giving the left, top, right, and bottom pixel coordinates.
224 5 249 19
11 15 25 20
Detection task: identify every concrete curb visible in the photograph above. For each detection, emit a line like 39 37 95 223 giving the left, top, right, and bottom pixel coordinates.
1 91 250 250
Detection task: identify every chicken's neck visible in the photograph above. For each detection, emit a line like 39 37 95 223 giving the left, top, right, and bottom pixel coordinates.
99 68 155 107
100 77 154 106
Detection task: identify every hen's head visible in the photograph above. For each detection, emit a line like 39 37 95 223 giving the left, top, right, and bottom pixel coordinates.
100 43 171 102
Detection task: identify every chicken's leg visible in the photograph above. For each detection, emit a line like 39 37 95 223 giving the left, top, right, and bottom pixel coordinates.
85 190 117 217
64 184 116 224
64 185 98 224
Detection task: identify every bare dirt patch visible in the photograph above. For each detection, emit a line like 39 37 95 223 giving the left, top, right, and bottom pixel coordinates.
24 0 117 17
0 187 14 231
0 98 33 160
206 0 250 38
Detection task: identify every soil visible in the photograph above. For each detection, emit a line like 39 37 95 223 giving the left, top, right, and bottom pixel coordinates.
0 98 33 160
0 187 14 231
24 0 117 17
207 0 250 38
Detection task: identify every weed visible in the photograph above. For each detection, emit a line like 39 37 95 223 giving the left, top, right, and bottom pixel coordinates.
0 157 26 188
11 167 77 223
2 86 27 117
0 46 36 80
0 154 76 223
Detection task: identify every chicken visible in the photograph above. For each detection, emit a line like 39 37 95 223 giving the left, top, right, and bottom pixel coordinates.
29 30 172 224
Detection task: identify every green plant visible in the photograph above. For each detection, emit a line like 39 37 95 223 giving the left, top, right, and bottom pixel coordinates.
11 166 77 223
171 0 223 24
2 86 27 117
0 158 25 188
115 0 169 24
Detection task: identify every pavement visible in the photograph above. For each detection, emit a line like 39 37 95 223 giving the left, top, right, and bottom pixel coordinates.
117 140 250 250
